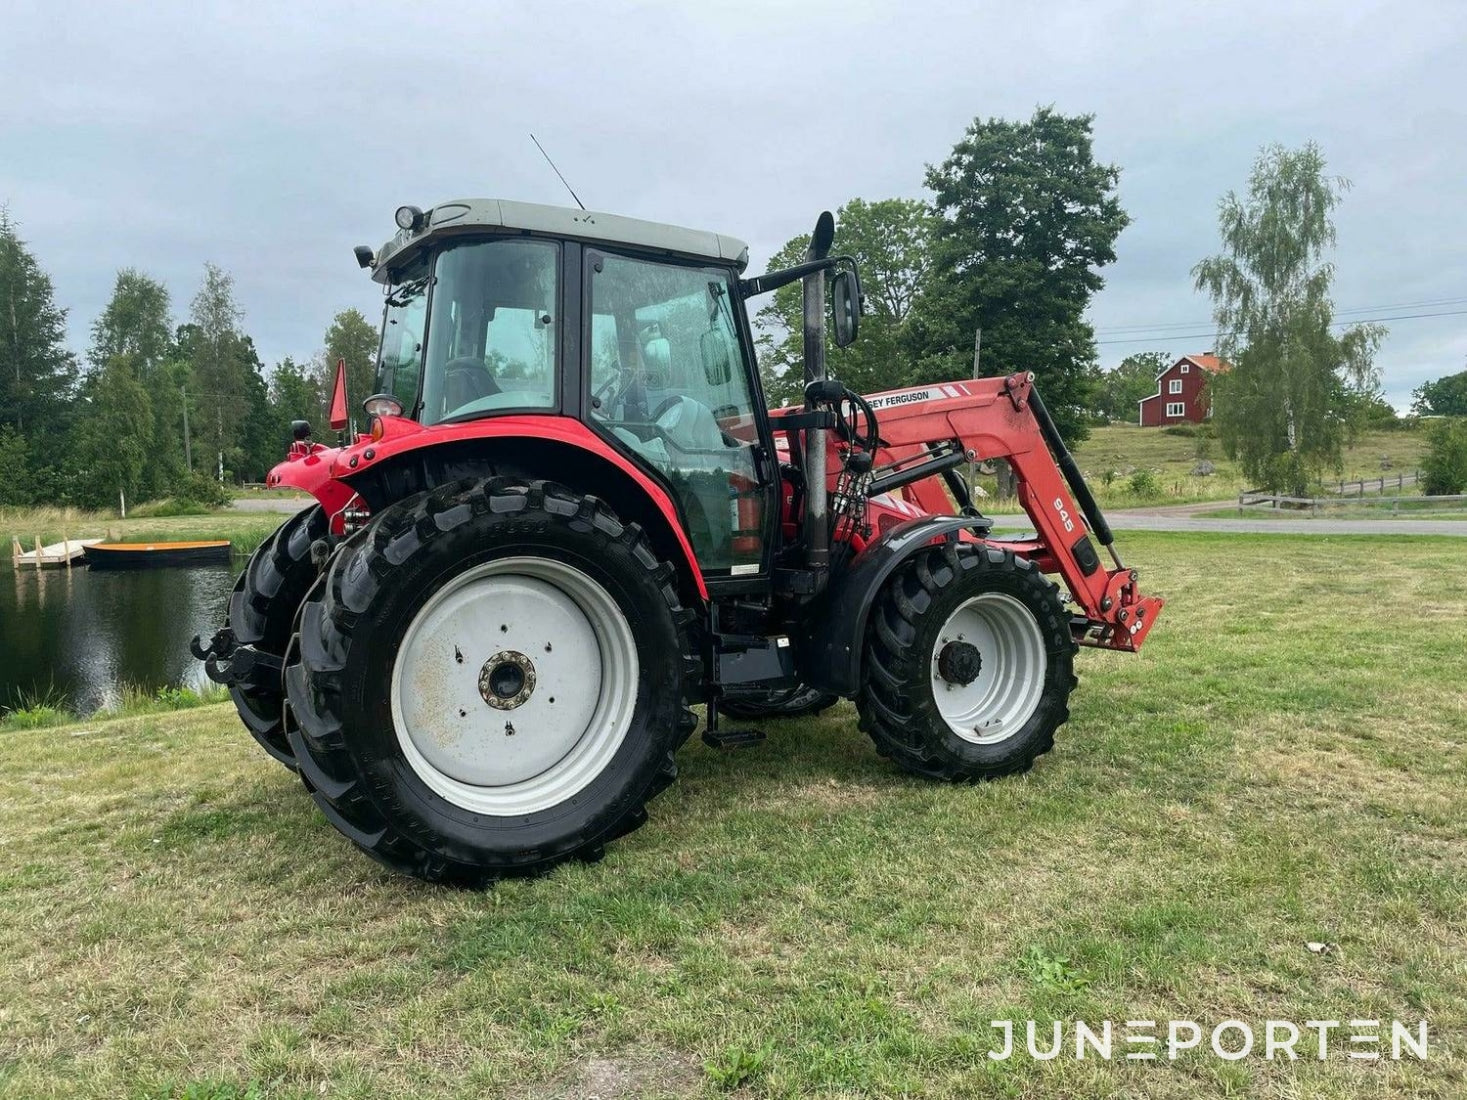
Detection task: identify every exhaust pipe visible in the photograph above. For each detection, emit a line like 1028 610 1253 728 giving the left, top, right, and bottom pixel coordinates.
802 211 835 571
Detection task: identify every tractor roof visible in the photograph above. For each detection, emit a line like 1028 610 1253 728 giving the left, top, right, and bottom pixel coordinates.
370 199 750 282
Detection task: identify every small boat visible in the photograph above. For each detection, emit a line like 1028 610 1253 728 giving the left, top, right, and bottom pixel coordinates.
82 540 233 569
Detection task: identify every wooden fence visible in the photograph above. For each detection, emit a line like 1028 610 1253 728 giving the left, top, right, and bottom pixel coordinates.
1238 487 1467 514
1323 471 1419 496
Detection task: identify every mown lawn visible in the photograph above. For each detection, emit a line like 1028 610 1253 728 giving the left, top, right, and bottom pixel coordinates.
0 533 1463 1099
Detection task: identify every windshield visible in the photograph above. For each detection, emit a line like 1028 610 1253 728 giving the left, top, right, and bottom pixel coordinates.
375 259 429 411
417 238 559 424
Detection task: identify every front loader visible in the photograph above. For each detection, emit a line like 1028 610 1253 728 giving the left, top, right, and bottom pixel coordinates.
194 198 1162 885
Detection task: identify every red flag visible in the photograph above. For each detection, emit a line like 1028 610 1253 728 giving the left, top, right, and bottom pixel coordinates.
328 358 349 430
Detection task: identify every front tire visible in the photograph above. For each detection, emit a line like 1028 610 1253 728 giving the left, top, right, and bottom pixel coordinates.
285 478 696 885
857 544 1077 781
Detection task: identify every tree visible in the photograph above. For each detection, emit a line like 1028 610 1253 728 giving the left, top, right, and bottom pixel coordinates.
268 355 323 442
1095 351 1169 423
755 198 935 405
0 427 31 505
320 308 379 427
1421 419 1467 495
0 208 77 439
88 269 172 377
1345 387 1399 430
1194 143 1383 496
908 108 1130 442
88 269 187 497
235 355 277 481
1411 366 1467 417
71 356 154 510
183 264 252 480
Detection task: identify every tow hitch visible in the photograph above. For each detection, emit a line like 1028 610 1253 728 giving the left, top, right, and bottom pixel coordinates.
190 627 283 690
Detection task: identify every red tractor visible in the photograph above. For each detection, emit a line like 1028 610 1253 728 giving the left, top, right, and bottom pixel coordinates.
195 200 1162 885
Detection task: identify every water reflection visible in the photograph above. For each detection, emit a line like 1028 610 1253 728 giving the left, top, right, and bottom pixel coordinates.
2 561 240 714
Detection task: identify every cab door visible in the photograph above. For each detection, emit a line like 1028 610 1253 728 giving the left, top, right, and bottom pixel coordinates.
583 249 775 578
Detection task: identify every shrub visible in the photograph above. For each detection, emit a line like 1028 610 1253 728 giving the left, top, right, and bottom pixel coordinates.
130 498 213 518
1162 424 1197 437
173 471 231 509
1421 419 1467 496
1127 469 1163 499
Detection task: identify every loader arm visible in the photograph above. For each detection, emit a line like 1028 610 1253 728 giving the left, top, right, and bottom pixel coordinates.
854 373 1162 652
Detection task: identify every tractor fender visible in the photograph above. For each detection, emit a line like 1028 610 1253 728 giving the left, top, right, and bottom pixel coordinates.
335 416 709 601
795 514 992 697
266 445 356 518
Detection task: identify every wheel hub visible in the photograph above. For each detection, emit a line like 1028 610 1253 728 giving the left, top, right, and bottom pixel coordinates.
930 592 1047 744
479 651 535 710
937 640 982 686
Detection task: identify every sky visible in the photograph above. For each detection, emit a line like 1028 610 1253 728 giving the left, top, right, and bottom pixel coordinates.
3 0 1464 410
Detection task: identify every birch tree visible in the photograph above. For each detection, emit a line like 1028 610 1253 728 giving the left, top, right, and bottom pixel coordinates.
1193 143 1382 495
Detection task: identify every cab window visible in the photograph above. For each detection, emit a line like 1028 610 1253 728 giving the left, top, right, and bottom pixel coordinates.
375 262 428 411
588 251 765 573
418 239 559 424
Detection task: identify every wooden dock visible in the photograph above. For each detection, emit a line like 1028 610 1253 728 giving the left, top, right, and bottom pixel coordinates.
10 537 103 569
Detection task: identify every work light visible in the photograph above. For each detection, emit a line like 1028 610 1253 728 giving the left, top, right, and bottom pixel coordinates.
363 394 403 420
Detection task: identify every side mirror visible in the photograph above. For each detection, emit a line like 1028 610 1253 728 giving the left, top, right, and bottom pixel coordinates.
700 329 733 386
831 269 861 348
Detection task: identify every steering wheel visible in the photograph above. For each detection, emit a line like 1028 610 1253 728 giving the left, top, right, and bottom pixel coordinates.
442 357 501 411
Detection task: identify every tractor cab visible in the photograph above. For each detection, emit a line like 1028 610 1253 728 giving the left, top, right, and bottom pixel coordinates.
361 200 776 576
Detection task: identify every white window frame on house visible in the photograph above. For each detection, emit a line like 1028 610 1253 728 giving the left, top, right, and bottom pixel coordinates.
1169 378 1183 394
1180 363 1190 374
1165 402 1186 417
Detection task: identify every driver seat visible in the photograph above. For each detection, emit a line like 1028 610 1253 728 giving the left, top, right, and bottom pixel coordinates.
442 358 500 414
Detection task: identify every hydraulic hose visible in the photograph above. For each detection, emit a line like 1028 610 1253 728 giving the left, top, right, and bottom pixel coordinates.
1027 386 1115 548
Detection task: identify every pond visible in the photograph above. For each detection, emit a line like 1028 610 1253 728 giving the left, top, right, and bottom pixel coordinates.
1 559 240 715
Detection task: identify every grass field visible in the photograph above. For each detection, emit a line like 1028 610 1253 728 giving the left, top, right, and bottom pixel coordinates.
0 532 1463 1098
1067 425 1430 508
1 507 284 557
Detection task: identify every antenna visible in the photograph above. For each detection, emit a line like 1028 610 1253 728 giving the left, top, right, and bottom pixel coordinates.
530 133 586 211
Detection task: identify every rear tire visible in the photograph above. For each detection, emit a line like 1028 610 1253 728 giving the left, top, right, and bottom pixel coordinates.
857 544 1077 781
285 478 697 886
226 505 326 769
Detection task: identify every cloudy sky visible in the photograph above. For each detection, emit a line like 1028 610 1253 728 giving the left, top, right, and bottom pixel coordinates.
3 0 1463 409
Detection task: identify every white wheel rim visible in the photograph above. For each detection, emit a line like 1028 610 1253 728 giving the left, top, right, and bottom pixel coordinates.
930 592 1047 744
390 556 638 815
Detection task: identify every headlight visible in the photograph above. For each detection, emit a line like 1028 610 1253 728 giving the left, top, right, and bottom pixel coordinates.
395 205 423 231
363 394 403 419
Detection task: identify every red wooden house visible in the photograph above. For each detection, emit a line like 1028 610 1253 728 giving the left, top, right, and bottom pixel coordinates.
1138 353 1229 426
